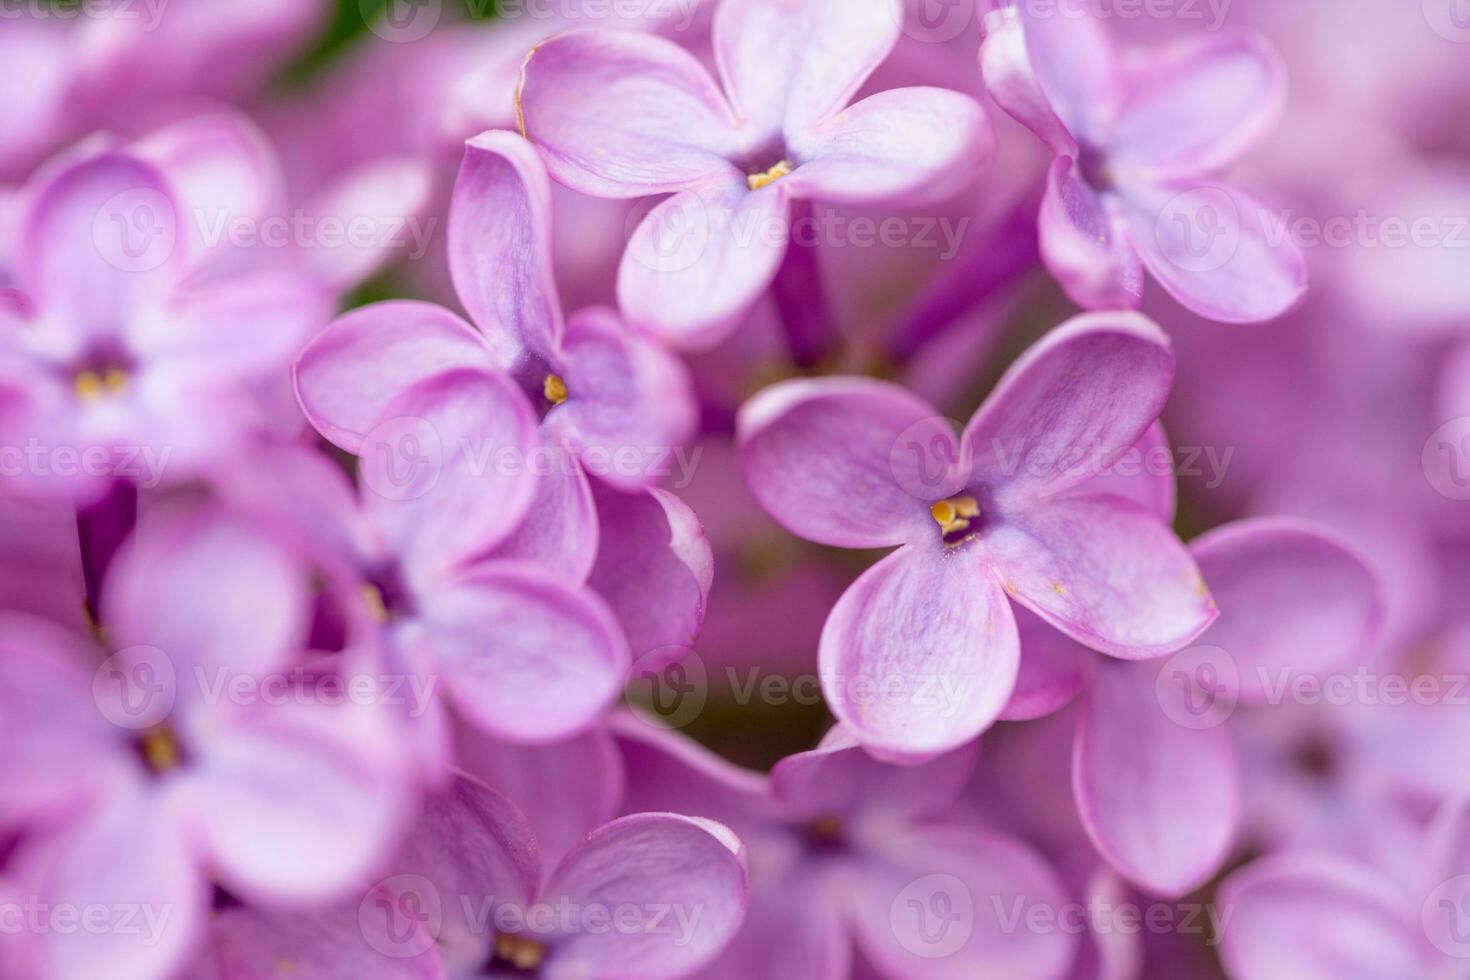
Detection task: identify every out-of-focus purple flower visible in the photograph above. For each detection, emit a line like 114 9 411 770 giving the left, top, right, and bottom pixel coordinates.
0 149 328 504
616 718 1076 979
979 0 1306 322
517 0 993 348
1006 517 1383 897
1219 793 1470 978
738 312 1215 760
0 505 410 980
202 774 749 980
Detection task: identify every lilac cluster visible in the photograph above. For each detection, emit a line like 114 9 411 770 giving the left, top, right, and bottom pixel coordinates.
0 0 1465 977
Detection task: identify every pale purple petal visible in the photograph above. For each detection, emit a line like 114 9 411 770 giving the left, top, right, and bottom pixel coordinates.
1191 519 1385 705
984 494 1217 659
587 483 712 660
739 377 956 549
965 312 1172 500
819 545 1019 761
418 565 629 743
1112 34 1286 179
293 301 491 454
361 369 540 579
784 87 992 205
699 872 849 980
104 506 309 687
541 813 748 979
19 153 184 346
518 30 741 197
851 824 1076 980
1123 180 1307 323
1000 607 1087 722
450 131 564 359
454 726 624 871
548 307 698 491
1037 156 1144 311
488 439 600 582
210 906 445 980
977 5 1077 155
297 157 435 291
1073 657 1240 897
1074 421 1177 524
1015 0 1120 144
617 177 790 349
181 704 411 906
769 729 977 823
1218 855 1431 980
714 0 902 135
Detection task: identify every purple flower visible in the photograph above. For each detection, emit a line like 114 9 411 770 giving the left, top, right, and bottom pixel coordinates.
0 505 410 980
1219 793 1470 977
979 0 1307 322
516 0 992 347
1007 518 1384 896
615 719 1075 979
203 774 749 980
0 150 328 504
738 312 1216 760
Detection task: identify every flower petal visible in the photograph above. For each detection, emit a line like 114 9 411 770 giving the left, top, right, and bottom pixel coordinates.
296 157 435 292
1124 180 1307 324
769 728 977 823
587 483 712 661
104 505 309 689
819 545 1019 761
419 564 629 743
1000 607 1088 722
739 377 955 549
1191 519 1385 705
1112 33 1286 179
517 30 740 197
984 494 1216 659
183 704 411 906
784 87 992 205
20 153 184 347
541 813 749 980
617 177 790 349
1073 657 1240 897
361 368 540 578
488 438 600 582
1013 0 1119 144
210 906 445 980
977 5 1076 155
964 312 1172 501
293 301 491 454
450 131 565 359
1074 421 1176 524
1218 855 1430 980
714 0 902 136
1036 157 1144 310
850 824 1076 980
548 307 698 491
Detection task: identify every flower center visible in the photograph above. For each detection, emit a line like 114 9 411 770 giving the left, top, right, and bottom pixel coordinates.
747 160 793 191
543 373 569 406
1077 142 1114 192
138 726 183 774
930 495 981 545
73 368 130 402
493 933 547 972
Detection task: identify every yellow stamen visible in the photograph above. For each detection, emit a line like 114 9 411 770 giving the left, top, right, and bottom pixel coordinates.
806 815 845 844
543 373 569 406
747 160 793 191
495 933 547 971
930 495 981 541
141 727 182 773
74 368 129 402
362 584 390 624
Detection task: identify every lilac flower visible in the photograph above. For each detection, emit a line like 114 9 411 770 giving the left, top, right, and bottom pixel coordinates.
1219 793 1470 978
979 0 1307 322
738 312 1216 760
1005 517 1384 896
0 505 410 980
0 150 328 504
516 0 992 347
615 718 1076 979
203 774 749 980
